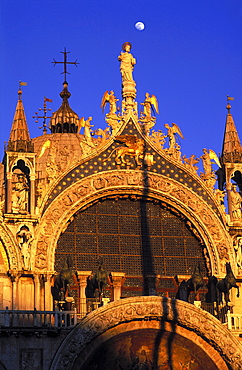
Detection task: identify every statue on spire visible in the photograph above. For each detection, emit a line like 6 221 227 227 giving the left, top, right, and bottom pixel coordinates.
118 42 137 113
118 42 136 82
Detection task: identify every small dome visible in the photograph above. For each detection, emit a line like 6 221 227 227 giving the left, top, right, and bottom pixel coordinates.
49 82 80 133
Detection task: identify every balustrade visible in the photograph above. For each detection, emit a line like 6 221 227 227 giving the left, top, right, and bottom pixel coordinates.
0 308 77 329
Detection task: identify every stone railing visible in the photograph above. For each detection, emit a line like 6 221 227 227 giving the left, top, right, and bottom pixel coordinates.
227 313 242 334
0 308 77 330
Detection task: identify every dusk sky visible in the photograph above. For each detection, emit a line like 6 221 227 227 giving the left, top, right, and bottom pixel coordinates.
1 0 242 174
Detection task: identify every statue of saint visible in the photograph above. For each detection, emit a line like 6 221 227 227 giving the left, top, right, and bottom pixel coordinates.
201 148 212 175
231 185 242 219
79 117 96 148
17 225 33 270
12 171 29 214
118 42 136 82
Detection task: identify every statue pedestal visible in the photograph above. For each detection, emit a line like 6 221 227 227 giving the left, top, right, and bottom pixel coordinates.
122 80 136 99
194 300 201 308
102 298 110 306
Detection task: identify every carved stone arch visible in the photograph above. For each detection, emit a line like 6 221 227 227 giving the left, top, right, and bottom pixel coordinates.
50 296 242 370
9 157 34 175
35 171 232 275
0 224 20 271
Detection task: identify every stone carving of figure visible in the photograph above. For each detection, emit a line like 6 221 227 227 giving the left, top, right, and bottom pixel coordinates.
12 171 29 214
201 148 212 175
231 185 242 219
118 42 136 82
234 237 242 271
141 93 153 118
17 225 33 270
140 93 159 135
80 117 96 149
164 123 184 150
182 154 200 174
101 90 119 115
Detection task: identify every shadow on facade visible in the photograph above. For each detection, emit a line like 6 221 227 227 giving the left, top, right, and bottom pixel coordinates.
140 159 178 368
152 298 178 369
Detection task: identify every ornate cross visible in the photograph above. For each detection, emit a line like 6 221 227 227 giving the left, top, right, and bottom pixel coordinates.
33 97 52 134
52 48 79 82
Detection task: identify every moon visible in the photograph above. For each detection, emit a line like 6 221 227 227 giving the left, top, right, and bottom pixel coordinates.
135 22 145 31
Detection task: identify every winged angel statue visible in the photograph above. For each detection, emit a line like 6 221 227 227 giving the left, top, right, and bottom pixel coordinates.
100 90 122 135
101 90 119 115
140 93 159 134
164 123 184 149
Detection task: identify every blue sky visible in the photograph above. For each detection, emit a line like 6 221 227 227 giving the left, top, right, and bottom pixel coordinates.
1 0 242 172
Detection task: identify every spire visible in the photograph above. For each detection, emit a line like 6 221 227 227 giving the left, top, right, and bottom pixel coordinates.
221 102 242 163
7 89 33 152
50 49 80 133
49 82 80 133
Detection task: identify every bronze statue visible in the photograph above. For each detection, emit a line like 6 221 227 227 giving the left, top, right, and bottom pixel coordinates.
176 263 203 302
53 257 73 301
217 262 239 306
86 259 108 300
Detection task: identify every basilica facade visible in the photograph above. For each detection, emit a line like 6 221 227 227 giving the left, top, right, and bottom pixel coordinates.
0 43 242 369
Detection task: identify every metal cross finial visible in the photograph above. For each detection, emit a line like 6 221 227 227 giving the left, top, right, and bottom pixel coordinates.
52 48 79 82
33 97 52 135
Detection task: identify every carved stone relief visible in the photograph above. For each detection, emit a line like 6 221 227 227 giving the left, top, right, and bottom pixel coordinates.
0 225 20 271
50 297 242 370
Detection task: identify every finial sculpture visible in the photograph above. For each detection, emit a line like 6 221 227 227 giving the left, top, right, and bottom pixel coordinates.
118 42 136 83
118 42 137 113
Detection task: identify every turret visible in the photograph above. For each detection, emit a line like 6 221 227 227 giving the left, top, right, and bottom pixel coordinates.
219 101 242 224
7 89 33 153
4 88 36 215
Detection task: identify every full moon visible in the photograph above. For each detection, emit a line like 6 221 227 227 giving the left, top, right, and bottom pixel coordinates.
135 22 145 31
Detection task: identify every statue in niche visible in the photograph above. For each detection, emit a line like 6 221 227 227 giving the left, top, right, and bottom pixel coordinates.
234 237 242 271
12 170 29 214
164 123 184 149
231 184 242 219
140 93 159 135
16 225 33 270
118 42 136 82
